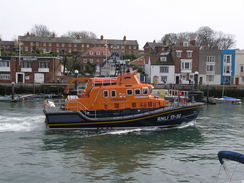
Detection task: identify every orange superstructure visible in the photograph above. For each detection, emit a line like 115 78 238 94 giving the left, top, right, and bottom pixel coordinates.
63 71 169 111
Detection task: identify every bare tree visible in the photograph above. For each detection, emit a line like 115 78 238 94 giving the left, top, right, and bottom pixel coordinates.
160 26 236 49
30 24 55 37
63 31 97 39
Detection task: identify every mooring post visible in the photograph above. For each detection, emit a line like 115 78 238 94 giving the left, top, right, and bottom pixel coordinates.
11 82 15 101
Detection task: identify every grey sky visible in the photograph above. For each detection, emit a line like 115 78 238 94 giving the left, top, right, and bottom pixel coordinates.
1 0 244 49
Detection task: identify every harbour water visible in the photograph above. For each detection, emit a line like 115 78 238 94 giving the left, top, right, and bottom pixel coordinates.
0 100 244 183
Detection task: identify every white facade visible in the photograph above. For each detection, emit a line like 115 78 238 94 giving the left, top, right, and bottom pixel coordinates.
149 65 175 84
235 50 244 85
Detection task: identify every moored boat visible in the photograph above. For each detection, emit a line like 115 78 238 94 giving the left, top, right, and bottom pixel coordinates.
43 69 203 130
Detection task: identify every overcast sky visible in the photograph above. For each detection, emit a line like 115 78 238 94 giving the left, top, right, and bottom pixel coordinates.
1 0 244 49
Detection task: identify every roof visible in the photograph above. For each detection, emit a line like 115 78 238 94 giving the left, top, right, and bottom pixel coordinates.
129 56 145 66
147 52 175 66
144 42 166 50
0 41 15 46
18 36 138 46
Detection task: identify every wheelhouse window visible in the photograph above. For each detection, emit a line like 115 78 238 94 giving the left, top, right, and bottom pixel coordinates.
142 87 148 95
111 90 116 98
134 88 141 95
126 89 133 96
103 90 109 98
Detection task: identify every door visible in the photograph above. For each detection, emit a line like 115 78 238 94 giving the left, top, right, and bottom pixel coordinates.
16 73 24 83
34 73 44 83
235 77 239 85
176 76 180 84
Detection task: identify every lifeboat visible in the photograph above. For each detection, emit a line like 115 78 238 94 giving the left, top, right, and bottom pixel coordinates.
43 70 203 130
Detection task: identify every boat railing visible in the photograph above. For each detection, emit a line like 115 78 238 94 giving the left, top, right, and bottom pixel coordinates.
43 98 89 115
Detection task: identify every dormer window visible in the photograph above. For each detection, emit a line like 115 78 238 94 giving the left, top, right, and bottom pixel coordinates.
183 42 189 47
160 57 167 62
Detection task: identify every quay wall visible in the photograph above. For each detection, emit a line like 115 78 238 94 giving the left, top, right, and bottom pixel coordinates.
1 83 244 98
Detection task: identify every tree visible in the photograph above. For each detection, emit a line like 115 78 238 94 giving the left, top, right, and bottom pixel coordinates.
160 26 236 49
63 31 97 39
30 24 55 37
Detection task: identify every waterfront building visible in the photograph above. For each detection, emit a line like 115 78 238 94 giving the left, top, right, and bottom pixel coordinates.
0 56 62 84
234 50 244 85
172 40 199 85
198 49 221 85
143 42 175 84
18 34 139 56
220 50 236 85
79 47 112 76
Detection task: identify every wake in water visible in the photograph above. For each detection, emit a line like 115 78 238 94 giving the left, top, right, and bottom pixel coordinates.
0 115 45 132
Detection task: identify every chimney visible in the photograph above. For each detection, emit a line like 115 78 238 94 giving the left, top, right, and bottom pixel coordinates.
101 35 103 40
52 33 55 38
153 40 156 43
26 32 30 36
123 36 126 41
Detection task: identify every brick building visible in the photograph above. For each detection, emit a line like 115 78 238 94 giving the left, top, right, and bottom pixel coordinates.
0 40 16 55
0 56 62 84
18 34 139 56
172 40 199 84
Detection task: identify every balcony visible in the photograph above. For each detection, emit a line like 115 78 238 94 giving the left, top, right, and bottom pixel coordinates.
38 68 49 72
0 66 10 72
21 68 32 72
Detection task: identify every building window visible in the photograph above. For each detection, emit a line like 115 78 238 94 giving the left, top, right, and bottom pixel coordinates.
49 43 52 47
56 43 60 47
224 55 231 63
88 51 93 55
0 73 10 80
224 65 231 74
128 46 131 49
21 61 32 68
176 50 182 57
133 46 137 49
161 76 167 83
207 56 215 62
181 60 192 70
126 89 133 95
36 42 39 46
240 65 244 73
206 75 214 82
134 88 141 95
83 59 87 63
25 47 28 52
43 43 46 46
96 51 101 55
160 66 169 73
241 77 244 82
187 51 193 58
160 57 167 62
111 90 116 98
0 61 10 67
206 64 215 72
89 59 93 63
103 90 109 98
183 42 189 47
39 61 49 68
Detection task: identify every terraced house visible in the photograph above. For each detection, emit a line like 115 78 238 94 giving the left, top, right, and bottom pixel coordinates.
18 34 139 56
0 56 62 84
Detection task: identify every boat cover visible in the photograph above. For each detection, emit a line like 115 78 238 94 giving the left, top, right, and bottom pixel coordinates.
218 151 244 165
223 96 240 101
